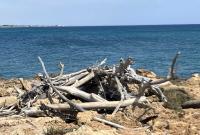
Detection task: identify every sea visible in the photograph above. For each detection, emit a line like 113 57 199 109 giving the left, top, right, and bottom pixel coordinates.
0 25 199 78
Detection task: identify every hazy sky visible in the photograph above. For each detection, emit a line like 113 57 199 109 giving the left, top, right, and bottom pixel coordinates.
0 0 199 26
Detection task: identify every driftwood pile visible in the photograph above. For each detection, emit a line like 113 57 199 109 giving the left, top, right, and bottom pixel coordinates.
0 52 181 129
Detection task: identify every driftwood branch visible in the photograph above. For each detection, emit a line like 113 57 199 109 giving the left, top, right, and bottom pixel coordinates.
112 76 125 116
72 71 95 87
59 62 64 76
14 85 24 97
22 109 46 117
38 56 85 112
168 51 181 79
181 100 200 109
150 51 181 85
19 78 32 91
55 86 107 102
93 117 126 129
65 72 89 86
116 57 134 75
43 96 147 111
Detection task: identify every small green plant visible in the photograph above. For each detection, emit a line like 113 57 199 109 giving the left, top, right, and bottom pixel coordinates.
163 88 191 111
43 126 66 135
43 126 78 135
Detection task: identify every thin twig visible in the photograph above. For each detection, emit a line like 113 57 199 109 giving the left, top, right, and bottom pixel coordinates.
59 62 64 77
168 51 181 79
93 116 126 129
150 51 181 85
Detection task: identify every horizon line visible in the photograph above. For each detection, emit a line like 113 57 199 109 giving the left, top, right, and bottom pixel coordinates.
1 23 200 28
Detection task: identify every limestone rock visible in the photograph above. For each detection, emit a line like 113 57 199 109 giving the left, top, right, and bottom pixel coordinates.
68 125 119 135
77 111 97 124
153 120 169 131
0 96 17 107
136 69 157 79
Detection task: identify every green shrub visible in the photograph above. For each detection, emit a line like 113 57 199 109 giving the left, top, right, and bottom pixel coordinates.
163 88 191 111
43 126 78 135
43 126 66 135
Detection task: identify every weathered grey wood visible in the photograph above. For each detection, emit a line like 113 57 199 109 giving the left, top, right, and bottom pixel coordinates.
182 100 200 109
112 76 125 116
167 51 181 79
64 69 87 79
22 109 45 117
126 52 181 102
59 62 64 77
55 86 107 102
127 68 168 102
150 52 181 85
51 69 87 81
19 78 32 91
0 111 17 116
96 58 107 67
65 72 89 86
93 117 126 129
116 58 133 75
90 93 107 102
72 71 95 87
14 85 24 97
38 56 85 112
44 96 147 111
150 85 167 102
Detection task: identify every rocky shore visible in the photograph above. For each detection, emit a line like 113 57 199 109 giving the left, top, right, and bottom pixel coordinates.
0 53 199 135
0 71 199 135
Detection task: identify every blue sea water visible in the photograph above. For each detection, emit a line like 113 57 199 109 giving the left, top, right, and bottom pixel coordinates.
0 25 199 78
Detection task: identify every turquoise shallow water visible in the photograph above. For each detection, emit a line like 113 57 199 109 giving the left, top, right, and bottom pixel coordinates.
0 25 199 78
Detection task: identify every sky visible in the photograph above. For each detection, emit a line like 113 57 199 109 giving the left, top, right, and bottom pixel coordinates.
0 0 200 26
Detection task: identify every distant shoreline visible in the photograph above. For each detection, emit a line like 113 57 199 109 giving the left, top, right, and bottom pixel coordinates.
0 25 64 28
1 24 200 28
